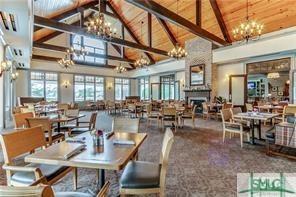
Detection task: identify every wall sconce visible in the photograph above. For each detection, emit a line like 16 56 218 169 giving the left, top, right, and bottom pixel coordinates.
62 80 71 88
1 45 12 77
11 71 19 82
107 82 113 90
180 79 185 87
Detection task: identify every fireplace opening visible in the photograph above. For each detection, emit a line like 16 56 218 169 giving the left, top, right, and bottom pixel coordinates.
189 98 207 114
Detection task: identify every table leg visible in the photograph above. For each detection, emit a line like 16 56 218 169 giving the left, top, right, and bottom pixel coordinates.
98 169 105 189
251 119 255 145
258 120 262 140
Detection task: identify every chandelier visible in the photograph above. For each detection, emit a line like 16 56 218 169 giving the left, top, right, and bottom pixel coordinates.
135 21 150 68
0 60 12 76
67 46 87 58
58 50 75 69
115 63 127 73
267 72 280 79
86 0 116 39
232 0 264 42
11 71 19 81
168 0 187 59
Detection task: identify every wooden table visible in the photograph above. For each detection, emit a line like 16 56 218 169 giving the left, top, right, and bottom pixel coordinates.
256 105 283 113
48 114 86 132
234 112 279 145
25 132 147 188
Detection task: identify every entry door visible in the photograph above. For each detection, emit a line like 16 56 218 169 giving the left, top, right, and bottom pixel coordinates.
229 75 247 107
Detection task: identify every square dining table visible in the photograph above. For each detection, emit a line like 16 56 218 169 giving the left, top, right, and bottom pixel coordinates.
48 114 86 133
25 132 147 188
234 112 279 145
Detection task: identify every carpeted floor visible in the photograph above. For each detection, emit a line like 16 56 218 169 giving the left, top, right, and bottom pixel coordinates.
1 111 296 197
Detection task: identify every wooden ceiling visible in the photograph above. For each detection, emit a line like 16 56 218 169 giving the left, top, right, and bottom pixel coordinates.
33 0 296 65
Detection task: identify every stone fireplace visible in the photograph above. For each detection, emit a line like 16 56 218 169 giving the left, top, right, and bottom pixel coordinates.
183 37 217 112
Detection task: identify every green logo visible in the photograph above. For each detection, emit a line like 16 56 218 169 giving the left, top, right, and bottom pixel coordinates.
237 173 296 197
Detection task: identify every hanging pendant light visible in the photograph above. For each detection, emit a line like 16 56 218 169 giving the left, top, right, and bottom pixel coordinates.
86 0 117 40
134 21 150 69
168 0 187 60
232 0 264 43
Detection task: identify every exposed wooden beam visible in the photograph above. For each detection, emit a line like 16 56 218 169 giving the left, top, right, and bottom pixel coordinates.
121 24 125 58
156 17 178 46
209 0 231 42
196 0 201 26
31 54 132 70
106 1 155 64
148 13 152 47
126 0 229 46
34 16 168 56
33 42 135 64
34 1 97 32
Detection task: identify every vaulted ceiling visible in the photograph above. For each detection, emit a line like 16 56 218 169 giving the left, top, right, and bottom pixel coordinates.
33 0 296 68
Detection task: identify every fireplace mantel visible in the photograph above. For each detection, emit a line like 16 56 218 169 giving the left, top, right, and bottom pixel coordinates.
184 89 212 93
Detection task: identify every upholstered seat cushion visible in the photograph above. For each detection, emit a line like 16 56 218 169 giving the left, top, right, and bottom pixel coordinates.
11 163 68 185
55 192 92 197
120 161 161 189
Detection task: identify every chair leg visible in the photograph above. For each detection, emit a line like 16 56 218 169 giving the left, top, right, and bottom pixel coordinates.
192 117 195 128
73 168 77 190
240 133 243 148
222 130 226 143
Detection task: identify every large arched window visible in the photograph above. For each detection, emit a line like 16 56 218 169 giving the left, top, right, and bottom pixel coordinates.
71 35 106 65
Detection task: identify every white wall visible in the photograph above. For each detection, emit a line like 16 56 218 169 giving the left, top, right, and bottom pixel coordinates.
0 42 4 129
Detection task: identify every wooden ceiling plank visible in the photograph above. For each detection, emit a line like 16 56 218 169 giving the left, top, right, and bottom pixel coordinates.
34 15 168 57
209 0 231 42
148 13 152 47
156 17 178 46
106 1 155 64
33 42 135 64
125 0 229 46
34 1 98 32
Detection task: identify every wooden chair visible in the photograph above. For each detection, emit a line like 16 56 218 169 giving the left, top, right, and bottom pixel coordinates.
181 105 197 128
70 112 97 136
223 103 233 109
202 102 216 120
280 105 296 122
20 107 36 116
106 101 116 114
57 103 69 114
120 128 174 197
0 176 110 197
112 117 140 133
0 127 77 189
221 109 250 148
245 103 253 112
13 112 34 128
159 107 178 132
26 117 65 145
146 103 159 127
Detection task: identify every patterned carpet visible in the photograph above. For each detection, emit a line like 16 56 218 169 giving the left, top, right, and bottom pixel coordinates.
0 111 296 197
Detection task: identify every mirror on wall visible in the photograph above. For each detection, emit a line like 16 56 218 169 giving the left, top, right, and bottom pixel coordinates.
190 64 205 86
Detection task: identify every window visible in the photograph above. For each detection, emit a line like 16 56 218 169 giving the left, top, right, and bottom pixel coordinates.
71 35 105 64
139 77 149 100
115 78 130 100
160 75 175 100
74 75 104 101
30 71 58 101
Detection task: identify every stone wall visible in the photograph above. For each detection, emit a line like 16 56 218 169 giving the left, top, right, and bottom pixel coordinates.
185 37 217 98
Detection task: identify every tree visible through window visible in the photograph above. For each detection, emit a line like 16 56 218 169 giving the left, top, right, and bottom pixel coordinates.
115 78 130 100
30 71 58 102
74 75 104 101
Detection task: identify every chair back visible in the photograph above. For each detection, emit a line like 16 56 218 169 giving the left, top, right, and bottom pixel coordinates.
284 105 296 115
223 103 233 109
26 117 52 132
146 103 153 114
90 112 98 130
57 103 69 111
0 127 46 164
65 109 79 117
162 107 176 116
128 103 136 111
245 103 253 112
231 107 242 117
20 107 35 116
112 117 140 133
13 112 34 128
202 102 208 113
221 109 232 123
191 105 197 115
159 128 174 189
23 103 35 109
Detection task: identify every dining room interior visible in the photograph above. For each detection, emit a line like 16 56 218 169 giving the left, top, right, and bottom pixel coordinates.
1 0 296 196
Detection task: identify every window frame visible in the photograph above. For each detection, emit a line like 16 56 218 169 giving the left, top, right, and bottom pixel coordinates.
114 78 131 101
73 74 105 102
29 71 59 102
138 77 150 100
70 35 107 65
160 74 175 100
